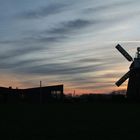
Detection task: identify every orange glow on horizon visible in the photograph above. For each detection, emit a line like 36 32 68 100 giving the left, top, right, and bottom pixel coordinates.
64 85 127 95
0 73 127 95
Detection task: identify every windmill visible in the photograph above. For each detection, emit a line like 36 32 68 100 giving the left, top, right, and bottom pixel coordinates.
115 44 140 99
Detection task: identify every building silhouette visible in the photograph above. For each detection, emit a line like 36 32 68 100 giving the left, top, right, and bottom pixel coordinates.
0 85 64 103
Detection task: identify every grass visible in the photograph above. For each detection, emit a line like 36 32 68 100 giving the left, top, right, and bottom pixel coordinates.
0 102 140 139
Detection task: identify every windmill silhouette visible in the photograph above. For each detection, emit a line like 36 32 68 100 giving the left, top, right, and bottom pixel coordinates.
115 44 140 99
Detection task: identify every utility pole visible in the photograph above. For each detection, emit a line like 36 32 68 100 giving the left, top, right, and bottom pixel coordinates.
73 90 75 97
40 81 42 104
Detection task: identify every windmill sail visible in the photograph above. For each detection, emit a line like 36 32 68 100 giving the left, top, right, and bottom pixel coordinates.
115 71 130 87
116 44 133 62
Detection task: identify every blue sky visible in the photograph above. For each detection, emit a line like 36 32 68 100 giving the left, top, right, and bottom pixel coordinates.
0 0 140 93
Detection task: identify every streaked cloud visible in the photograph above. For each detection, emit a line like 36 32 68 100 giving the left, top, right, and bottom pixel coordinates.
82 0 136 14
19 3 67 19
0 0 139 93
47 19 94 34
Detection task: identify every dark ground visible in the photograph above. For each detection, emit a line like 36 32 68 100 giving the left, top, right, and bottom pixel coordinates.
0 102 140 140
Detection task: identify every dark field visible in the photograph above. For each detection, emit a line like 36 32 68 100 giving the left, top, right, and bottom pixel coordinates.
0 103 140 140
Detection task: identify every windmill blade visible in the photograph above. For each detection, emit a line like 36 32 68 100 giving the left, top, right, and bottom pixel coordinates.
115 71 130 87
116 44 133 62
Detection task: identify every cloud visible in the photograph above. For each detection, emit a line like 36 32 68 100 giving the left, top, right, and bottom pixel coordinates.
0 18 93 48
19 3 68 19
14 63 99 75
47 19 94 35
33 19 94 45
1 0 138 92
83 0 136 14
12 55 117 75
24 35 67 44
0 17 95 75
0 45 42 60
75 58 101 63
0 58 42 69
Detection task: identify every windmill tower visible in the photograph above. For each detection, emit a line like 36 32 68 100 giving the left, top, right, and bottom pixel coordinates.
115 44 140 100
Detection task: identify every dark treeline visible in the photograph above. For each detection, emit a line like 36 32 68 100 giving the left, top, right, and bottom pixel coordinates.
0 85 136 103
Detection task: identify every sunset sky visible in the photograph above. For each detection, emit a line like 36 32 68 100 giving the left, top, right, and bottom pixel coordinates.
0 0 140 94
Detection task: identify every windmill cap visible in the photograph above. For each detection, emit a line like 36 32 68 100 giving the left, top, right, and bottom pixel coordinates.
137 47 140 51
